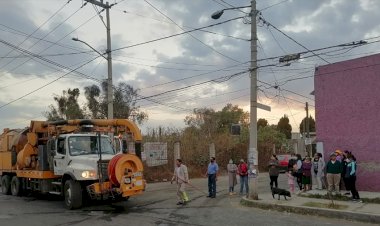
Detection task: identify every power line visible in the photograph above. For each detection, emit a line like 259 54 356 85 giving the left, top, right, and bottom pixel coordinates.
259 0 290 11
6 11 99 75
268 27 287 54
140 62 249 89
143 0 243 64
112 16 244 52
139 38 380 91
0 3 87 73
137 70 250 101
0 23 95 54
0 1 70 66
115 9 249 41
259 15 331 64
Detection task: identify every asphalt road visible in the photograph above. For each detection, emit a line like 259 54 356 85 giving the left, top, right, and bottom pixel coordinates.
0 174 375 226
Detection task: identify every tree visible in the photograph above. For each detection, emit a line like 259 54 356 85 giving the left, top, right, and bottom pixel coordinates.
258 125 287 149
257 118 268 128
45 82 148 124
83 81 148 124
84 85 101 118
216 104 249 131
184 108 217 138
277 114 292 139
299 116 316 134
45 88 84 120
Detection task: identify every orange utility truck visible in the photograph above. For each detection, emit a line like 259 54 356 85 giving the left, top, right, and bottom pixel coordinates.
0 119 145 209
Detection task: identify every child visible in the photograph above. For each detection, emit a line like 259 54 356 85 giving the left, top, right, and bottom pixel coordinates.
287 169 295 194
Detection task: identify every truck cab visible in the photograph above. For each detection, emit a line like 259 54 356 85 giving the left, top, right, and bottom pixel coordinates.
52 134 114 180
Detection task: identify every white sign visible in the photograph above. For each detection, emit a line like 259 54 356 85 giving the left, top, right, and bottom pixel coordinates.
248 148 258 165
144 142 168 167
305 138 312 145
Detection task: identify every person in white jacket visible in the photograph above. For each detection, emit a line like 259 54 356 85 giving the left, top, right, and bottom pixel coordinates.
171 159 189 205
311 153 325 190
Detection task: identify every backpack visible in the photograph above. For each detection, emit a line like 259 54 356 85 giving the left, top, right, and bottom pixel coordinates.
239 163 248 175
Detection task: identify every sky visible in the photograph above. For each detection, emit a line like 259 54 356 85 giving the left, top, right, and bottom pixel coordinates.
0 0 380 134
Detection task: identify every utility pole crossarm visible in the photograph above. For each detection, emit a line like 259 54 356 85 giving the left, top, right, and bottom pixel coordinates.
84 0 109 8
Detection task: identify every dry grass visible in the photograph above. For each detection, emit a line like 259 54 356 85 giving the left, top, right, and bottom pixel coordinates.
303 201 348 210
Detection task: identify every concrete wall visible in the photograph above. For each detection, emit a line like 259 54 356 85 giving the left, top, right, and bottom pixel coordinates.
315 53 380 191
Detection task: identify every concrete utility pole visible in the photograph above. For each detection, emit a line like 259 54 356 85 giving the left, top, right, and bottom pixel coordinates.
305 102 310 155
248 0 258 200
85 0 113 119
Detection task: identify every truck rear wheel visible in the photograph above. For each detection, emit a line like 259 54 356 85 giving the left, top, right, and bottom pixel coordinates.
11 176 22 196
64 180 83 210
1 175 11 195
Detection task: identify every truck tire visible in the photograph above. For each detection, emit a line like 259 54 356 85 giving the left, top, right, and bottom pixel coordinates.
11 176 22 196
1 175 11 195
64 180 82 210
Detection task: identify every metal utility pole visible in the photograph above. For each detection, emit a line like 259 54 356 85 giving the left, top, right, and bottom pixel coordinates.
85 0 113 119
248 0 258 200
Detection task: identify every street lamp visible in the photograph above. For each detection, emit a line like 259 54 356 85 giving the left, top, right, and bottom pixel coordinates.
72 37 113 120
211 1 259 200
72 38 107 60
211 5 251 19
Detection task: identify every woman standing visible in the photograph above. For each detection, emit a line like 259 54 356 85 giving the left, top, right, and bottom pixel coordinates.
345 154 361 202
302 157 312 191
227 159 238 195
268 154 280 189
311 153 325 190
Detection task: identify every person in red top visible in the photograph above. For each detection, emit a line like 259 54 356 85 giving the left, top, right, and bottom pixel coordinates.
238 159 249 196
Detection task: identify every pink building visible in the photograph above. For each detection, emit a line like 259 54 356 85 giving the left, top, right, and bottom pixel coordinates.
314 53 380 191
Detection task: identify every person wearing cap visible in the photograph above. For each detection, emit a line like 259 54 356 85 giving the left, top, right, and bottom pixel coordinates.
335 150 343 162
238 159 249 196
205 157 218 198
326 152 343 194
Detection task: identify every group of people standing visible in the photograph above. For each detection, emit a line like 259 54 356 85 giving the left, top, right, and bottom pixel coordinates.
284 150 361 202
170 150 361 206
227 159 249 196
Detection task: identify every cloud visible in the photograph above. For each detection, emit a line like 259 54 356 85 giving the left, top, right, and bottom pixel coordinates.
1 0 380 133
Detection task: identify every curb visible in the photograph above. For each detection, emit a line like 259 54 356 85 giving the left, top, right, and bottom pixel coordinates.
240 198 380 224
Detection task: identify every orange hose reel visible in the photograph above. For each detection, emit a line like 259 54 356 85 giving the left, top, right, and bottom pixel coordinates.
108 154 143 186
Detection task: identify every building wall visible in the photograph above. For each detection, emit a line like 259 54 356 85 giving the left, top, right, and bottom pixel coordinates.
315 53 380 191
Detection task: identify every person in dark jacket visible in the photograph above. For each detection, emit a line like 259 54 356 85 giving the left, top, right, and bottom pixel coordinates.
326 152 343 193
295 154 303 191
301 157 312 191
345 154 362 202
268 154 279 189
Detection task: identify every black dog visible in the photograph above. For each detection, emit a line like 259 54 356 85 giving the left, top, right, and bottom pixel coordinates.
271 187 291 200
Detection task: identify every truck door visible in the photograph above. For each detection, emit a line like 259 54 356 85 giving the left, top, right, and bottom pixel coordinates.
53 137 68 175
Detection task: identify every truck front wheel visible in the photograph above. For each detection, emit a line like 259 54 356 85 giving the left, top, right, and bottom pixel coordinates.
64 180 83 209
1 175 11 195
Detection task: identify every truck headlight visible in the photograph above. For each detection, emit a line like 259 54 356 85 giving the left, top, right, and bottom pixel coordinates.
81 170 96 178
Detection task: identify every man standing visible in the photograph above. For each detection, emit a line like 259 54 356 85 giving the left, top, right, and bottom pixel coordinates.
206 157 218 198
238 159 249 195
171 159 189 205
326 152 343 194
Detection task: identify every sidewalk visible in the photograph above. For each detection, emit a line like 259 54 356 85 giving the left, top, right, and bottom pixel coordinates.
241 189 380 224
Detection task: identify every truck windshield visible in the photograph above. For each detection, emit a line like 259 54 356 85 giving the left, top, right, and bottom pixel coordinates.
69 136 115 156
